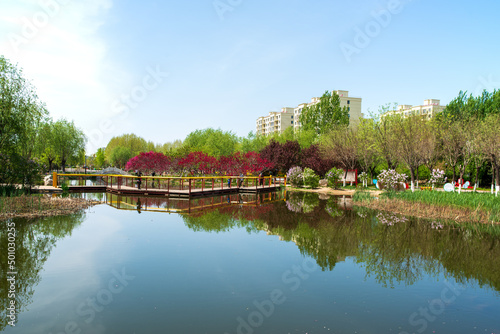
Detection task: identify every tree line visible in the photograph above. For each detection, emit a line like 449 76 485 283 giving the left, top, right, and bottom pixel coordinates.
0 56 86 190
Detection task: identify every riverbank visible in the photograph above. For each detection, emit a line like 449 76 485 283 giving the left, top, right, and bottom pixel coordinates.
353 190 500 224
0 195 101 221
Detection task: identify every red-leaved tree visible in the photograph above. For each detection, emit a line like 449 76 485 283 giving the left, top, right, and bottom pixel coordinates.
125 152 172 174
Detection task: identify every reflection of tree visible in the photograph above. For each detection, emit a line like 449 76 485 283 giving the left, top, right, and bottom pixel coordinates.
0 214 84 330
181 191 500 293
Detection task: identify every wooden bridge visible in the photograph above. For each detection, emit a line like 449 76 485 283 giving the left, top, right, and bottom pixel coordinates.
52 173 285 198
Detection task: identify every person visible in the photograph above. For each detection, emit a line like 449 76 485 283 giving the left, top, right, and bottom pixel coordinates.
136 198 142 213
228 177 231 187
259 172 264 186
136 170 142 189
239 173 244 187
151 171 156 188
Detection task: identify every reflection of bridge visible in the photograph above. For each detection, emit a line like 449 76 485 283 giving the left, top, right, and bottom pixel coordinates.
105 191 284 214
52 173 284 198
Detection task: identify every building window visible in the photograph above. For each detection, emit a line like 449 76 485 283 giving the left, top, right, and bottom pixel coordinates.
348 107 350 111
347 100 350 104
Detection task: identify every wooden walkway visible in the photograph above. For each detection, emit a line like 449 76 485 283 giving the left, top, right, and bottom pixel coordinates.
51 174 284 198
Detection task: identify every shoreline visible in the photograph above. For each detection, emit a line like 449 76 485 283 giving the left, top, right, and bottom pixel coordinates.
0 195 101 221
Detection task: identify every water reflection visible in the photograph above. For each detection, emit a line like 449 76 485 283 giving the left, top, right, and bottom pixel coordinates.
0 213 85 331
2 191 500 333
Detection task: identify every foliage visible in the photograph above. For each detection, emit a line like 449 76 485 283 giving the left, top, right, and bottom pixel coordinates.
52 119 87 172
125 151 172 174
377 169 407 191
326 167 344 189
302 167 320 188
300 144 334 177
286 166 304 187
238 131 269 153
299 90 349 135
109 146 132 168
105 134 149 161
95 148 106 168
260 140 301 174
183 128 238 157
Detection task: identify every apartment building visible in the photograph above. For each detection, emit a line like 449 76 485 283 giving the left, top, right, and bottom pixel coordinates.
256 90 363 136
382 99 445 119
256 107 295 136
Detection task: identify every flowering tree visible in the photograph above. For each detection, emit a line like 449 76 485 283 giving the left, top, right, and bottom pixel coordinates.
377 169 407 191
125 152 171 174
429 168 446 190
176 152 217 175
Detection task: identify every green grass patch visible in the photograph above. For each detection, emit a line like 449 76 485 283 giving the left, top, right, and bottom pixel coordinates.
353 191 373 203
382 190 500 222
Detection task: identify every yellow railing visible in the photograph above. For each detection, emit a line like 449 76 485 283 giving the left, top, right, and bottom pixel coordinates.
52 173 287 191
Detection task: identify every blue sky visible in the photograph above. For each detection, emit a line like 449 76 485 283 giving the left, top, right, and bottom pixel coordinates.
1 0 499 153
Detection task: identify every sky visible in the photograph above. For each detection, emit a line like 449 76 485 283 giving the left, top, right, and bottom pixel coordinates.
1 0 499 153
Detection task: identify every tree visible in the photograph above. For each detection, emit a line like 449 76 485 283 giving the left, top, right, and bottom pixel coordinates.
299 91 349 135
35 120 59 172
125 151 172 174
0 56 47 187
95 148 106 169
260 140 301 174
52 119 86 172
0 56 48 156
356 118 379 180
238 131 269 153
300 144 334 177
480 114 500 196
109 146 132 169
392 115 433 192
183 128 238 157
440 120 466 185
105 134 148 160
320 126 358 186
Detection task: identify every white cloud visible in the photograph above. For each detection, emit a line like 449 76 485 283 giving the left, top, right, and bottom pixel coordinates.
0 0 120 153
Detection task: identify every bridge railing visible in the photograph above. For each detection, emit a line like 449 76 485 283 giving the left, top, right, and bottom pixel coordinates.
52 173 287 193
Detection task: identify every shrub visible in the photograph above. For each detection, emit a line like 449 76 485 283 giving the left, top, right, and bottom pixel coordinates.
286 166 303 187
429 169 447 188
377 169 407 191
358 172 369 187
326 167 344 189
303 168 319 188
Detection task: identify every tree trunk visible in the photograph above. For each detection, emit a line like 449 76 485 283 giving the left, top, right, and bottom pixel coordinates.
343 169 347 187
451 165 456 185
474 165 480 192
61 158 66 173
492 163 495 195
410 167 415 192
495 162 499 197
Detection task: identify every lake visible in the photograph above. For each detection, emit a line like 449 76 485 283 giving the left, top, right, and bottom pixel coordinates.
1 191 499 334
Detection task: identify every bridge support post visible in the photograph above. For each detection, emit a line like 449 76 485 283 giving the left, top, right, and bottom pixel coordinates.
53 172 58 188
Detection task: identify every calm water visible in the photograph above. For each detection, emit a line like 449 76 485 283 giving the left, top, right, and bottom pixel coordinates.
1 191 499 334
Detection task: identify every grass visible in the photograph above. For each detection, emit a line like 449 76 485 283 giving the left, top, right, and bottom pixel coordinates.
353 189 500 224
382 191 500 222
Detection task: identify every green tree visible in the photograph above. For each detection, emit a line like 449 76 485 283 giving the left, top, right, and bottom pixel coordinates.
109 146 132 168
95 147 106 168
238 131 269 153
52 119 87 172
105 133 148 160
299 91 349 135
183 128 238 157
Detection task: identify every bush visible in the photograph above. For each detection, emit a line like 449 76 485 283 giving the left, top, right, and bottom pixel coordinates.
286 166 303 187
303 168 319 188
326 167 344 189
377 169 407 191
